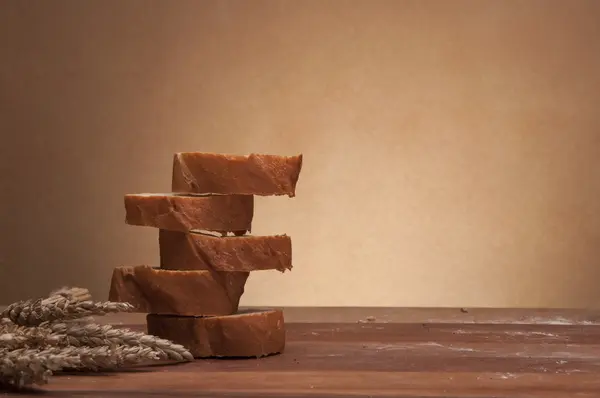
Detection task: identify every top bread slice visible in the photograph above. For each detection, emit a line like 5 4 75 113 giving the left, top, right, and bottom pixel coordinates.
172 152 303 197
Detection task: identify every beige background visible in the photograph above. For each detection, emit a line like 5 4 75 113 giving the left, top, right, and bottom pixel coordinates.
2 0 600 308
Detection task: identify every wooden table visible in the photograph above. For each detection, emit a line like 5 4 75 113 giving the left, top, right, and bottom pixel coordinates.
9 307 600 397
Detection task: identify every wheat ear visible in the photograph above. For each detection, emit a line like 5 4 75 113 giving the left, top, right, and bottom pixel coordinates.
1 322 193 362
0 347 80 387
1 287 95 329
48 322 194 361
48 287 92 303
0 286 193 390
2 298 134 327
0 345 161 388
0 318 17 334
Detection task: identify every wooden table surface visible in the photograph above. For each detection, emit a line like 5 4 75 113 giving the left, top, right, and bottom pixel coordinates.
8 306 600 397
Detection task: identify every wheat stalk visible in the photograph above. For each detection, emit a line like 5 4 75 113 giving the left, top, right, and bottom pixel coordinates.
2 297 134 327
0 287 193 390
0 345 161 388
48 287 92 302
0 346 80 388
0 318 17 335
1 286 115 327
48 322 194 361
1 323 193 362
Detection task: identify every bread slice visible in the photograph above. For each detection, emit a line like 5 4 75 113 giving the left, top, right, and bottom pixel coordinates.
146 309 285 358
159 230 292 272
124 193 253 234
172 152 303 197
108 265 249 316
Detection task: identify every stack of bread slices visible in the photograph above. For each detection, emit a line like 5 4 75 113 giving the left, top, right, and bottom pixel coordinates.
108 152 303 358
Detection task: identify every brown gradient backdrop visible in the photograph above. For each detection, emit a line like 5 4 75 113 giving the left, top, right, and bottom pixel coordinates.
1 0 600 307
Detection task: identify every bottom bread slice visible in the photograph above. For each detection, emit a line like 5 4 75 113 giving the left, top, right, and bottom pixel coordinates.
146 309 285 358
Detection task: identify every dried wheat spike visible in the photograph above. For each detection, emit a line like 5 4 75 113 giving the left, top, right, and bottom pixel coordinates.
47 322 193 361
1 286 192 390
0 330 52 350
48 287 92 303
1 298 135 327
0 318 17 334
0 288 95 331
0 345 161 387
57 345 162 369
1 322 193 362
0 346 81 387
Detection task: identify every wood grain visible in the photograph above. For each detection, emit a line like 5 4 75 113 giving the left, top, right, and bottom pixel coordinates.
6 308 600 397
